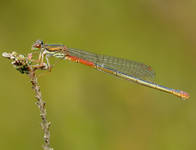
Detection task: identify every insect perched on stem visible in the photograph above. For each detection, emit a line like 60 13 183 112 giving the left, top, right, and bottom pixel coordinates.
31 39 189 100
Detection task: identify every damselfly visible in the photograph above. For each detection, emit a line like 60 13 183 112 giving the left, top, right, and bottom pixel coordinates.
32 39 189 100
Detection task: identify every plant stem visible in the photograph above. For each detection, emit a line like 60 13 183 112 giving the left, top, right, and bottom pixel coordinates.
2 52 53 150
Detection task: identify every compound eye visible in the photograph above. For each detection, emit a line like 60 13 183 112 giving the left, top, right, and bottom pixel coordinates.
35 39 43 45
34 43 41 48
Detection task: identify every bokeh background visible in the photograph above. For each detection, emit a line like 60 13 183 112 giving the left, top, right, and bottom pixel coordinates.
0 0 195 150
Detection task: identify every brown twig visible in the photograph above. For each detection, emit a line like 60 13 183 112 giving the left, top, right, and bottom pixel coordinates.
2 52 53 150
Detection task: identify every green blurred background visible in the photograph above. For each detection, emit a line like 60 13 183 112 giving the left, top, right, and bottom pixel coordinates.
0 0 195 150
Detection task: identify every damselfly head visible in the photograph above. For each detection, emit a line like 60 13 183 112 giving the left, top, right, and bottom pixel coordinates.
31 39 43 51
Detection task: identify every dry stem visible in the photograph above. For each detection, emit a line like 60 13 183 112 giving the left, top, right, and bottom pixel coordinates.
2 52 53 150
